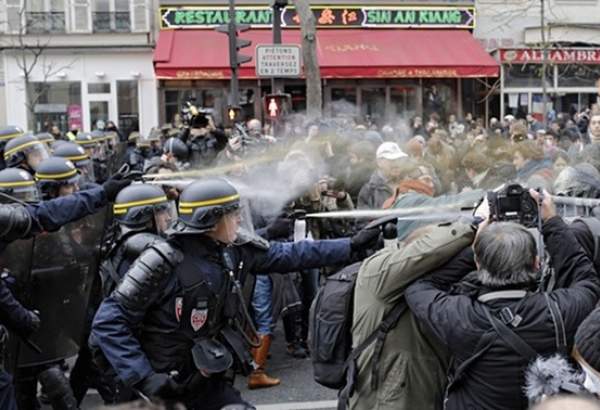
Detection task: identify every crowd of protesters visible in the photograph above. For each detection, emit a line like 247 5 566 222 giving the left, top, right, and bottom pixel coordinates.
3 100 600 410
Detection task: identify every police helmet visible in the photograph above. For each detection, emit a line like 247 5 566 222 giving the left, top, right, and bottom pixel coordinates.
35 132 55 147
52 142 95 182
128 131 140 143
35 157 80 199
4 134 50 170
113 183 175 233
147 128 162 142
174 178 240 234
0 126 24 150
0 167 40 203
163 137 189 161
75 132 98 148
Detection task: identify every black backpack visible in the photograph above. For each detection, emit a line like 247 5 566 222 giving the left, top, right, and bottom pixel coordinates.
308 261 407 406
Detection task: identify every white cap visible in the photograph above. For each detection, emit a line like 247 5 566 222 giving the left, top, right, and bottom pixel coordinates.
376 142 408 160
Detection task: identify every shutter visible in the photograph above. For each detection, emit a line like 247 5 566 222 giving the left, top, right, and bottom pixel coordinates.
6 0 24 33
131 0 148 32
50 0 64 12
71 0 90 32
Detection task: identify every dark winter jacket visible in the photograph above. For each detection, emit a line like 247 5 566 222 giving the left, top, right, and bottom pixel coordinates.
357 171 393 210
406 216 600 410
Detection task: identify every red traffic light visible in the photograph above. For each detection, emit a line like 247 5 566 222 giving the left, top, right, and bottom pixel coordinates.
263 93 291 119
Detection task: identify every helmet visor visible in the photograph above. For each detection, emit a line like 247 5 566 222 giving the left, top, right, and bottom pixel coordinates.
154 201 177 234
25 143 50 171
76 160 95 184
8 185 40 203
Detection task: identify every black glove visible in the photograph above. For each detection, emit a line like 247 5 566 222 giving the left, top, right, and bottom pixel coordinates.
350 226 381 252
136 373 181 399
102 173 132 202
266 217 293 240
27 310 40 333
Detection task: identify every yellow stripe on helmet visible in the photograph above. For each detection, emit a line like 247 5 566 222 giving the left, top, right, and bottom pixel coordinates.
113 196 168 213
4 140 41 158
178 194 240 211
0 132 23 141
35 169 78 180
0 180 35 187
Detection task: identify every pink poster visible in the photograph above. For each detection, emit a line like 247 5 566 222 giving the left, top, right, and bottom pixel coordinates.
68 104 83 130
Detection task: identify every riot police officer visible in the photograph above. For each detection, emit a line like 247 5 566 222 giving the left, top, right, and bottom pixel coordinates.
91 178 379 410
71 184 176 406
0 169 131 409
0 126 24 171
3 134 50 175
100 183 176 297
52 142 97 186
35 157 81 199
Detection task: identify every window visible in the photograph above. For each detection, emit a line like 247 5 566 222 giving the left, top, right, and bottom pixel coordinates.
71 0 91 32
330 87 357 117
557 64 600 87
88 83 111 93
26 0 65 33
93 0 130 32
117 80 139 137
6 0 24 34
504 64 553 88
27 81 82 133
131 0 149 32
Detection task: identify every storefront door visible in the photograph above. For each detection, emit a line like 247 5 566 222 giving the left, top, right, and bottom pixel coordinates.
88 100 111 130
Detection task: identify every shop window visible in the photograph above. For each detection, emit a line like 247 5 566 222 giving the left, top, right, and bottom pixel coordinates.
422 80 455 121
117 80 139 138
504 64 553 88
88 83 111 94
361 88 385 128
504 93 529 119
27 81 82 133
557 64 600 87
389 85 417 121
330 87 357 117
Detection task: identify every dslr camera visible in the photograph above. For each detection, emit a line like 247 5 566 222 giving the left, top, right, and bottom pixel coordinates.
487 183 538 228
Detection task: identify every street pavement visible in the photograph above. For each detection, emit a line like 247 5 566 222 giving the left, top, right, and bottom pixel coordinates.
75 326 337 409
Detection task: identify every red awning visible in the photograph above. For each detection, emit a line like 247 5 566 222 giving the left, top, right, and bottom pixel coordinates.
154 29 499 80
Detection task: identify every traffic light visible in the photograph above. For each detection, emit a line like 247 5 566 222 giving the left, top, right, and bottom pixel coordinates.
227 105 242 123
215 17 252 69
263 93 292 120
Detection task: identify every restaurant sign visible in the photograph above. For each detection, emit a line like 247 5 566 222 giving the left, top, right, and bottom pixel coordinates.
500 49 600 64
160 5 475 29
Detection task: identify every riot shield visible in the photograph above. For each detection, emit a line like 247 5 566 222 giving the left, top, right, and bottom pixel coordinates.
0 238 34 372
11 209 108 368
108 141 127 175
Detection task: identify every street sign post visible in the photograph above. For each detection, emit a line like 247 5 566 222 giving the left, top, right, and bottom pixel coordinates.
256 44 302 78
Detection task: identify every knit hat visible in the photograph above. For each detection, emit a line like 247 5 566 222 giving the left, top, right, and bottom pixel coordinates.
575 307 600 372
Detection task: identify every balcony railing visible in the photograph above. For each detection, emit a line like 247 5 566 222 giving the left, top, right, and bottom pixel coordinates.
26 12 66 34
92 12 131 33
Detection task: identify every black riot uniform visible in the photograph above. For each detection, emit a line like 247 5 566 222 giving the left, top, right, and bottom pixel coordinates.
0 126 24 171
0 170 130 410
71 184 175 406
91 178 378 410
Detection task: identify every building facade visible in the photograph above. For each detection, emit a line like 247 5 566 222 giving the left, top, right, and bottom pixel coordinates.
154 0 499 127
0 0 159 137
474 0 600 120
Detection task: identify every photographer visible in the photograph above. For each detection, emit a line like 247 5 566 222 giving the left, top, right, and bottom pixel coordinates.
183 107 228 168
405 190 600 410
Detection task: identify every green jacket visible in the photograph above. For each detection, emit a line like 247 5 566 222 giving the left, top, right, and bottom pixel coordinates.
350 222 475 410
